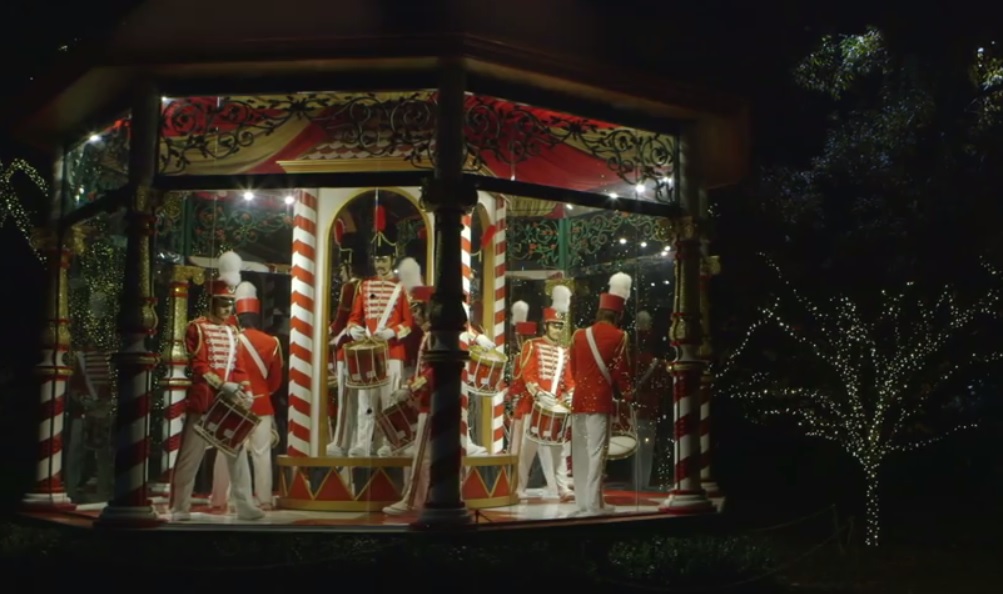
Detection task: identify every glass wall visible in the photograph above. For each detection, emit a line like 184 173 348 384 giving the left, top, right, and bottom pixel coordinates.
64 212 127 504
500 194 676 519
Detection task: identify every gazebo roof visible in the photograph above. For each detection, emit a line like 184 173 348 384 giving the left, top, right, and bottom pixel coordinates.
2 0 748 187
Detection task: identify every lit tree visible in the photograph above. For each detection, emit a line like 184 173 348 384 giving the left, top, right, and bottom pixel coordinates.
717 259 1003 547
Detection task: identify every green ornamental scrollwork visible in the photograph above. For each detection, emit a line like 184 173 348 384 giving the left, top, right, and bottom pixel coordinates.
568 211 667 268
509 217 560 268
396 217 425 253
191 200 293 256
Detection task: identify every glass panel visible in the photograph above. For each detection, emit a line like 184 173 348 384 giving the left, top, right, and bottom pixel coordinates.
149 189 296 516
64 212 127 504
323 188 429 516
464 94 679 205
159 92 438 176
500 193 675 519
63 114 131 212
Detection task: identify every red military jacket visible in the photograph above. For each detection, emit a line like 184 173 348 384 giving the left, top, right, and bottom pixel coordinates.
237 327 284 416
509 337 575 420
347 276 413 360
185 316 249 414
569 321 633 415
329 278 360 364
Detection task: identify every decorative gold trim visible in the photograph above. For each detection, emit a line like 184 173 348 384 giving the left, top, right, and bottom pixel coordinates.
462 453 518 467
277 455 412 468
276 497 390 512
278 158 422 174
465 493 519 509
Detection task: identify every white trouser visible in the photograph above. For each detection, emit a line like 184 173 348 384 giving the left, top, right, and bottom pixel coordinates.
631 418 657 490
211 415 274 508
571 413 610 513
170 412 258 516
391 412 430 511
351 359 402 455
515 419 570 496
330 361 357 451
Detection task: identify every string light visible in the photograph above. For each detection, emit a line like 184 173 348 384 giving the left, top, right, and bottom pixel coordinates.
1 158 47 261
716 256 1000 547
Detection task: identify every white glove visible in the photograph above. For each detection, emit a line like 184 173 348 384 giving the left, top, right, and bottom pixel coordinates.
220 382 241 397
536 391 558 408
561 393 573 407
391 388 412 404
475 334 495 349
349 326 366 340
374 328 395 341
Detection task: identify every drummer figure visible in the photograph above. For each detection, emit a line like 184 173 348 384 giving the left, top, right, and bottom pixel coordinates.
344 223 413 457
326 229 363 457
169 251 264 522
510 285 575 501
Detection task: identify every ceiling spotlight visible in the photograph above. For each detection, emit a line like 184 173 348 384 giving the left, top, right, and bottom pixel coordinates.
88 134 101 143
618 238 627 245
609 192 619 199
284 195 295 205
640 241 647 248
243 191 254 201
635 182 645 193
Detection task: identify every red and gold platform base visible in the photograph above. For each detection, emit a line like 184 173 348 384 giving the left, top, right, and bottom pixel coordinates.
277 454 518 512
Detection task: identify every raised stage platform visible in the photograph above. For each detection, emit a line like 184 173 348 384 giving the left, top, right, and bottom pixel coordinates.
26 487 725 532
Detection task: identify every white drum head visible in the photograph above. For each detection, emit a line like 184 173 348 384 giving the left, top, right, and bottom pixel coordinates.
607 435 637 459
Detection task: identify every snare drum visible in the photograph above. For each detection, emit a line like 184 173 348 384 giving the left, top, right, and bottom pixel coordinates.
376 401 419 452
526 400 571 445
194 390 261 457
466 345 507 395
607 399 638 460
345 339 390 388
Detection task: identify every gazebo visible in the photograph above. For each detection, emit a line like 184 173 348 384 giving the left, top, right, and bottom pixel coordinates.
6 0 747 528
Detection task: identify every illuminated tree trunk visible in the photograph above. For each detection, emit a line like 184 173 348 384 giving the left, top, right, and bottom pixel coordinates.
862 461 881 547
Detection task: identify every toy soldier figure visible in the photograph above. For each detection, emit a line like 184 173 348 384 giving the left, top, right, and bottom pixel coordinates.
568 272 634 517
169 251 264 522
211 280 284 510
344 210 413 457
326 228 363 456
510 286 575 501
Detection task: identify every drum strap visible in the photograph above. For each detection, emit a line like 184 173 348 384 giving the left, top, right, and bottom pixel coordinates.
375 282 404 335
550 346 565 395
585 327 613 387
238 333 270 382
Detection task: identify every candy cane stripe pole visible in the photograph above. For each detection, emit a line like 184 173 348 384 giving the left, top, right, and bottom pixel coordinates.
459 213 472 456
98 188 160 526
660 228 713 515
490 199 507 453
23 232 74 509
288 191 317 457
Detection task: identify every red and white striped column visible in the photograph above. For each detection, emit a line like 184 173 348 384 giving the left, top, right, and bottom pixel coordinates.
98 187 161 525
459 213 472 456
23 231 75 509
489 199 507 454
659 225 713 514
288 191 317 457
152 265 205 494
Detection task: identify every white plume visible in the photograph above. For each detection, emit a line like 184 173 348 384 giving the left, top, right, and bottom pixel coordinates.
397 257 422 290
217 251 242 288
551 285 572 314
637 310 652 331
512 300 529 324
235 281 257 301
608 272 632 300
